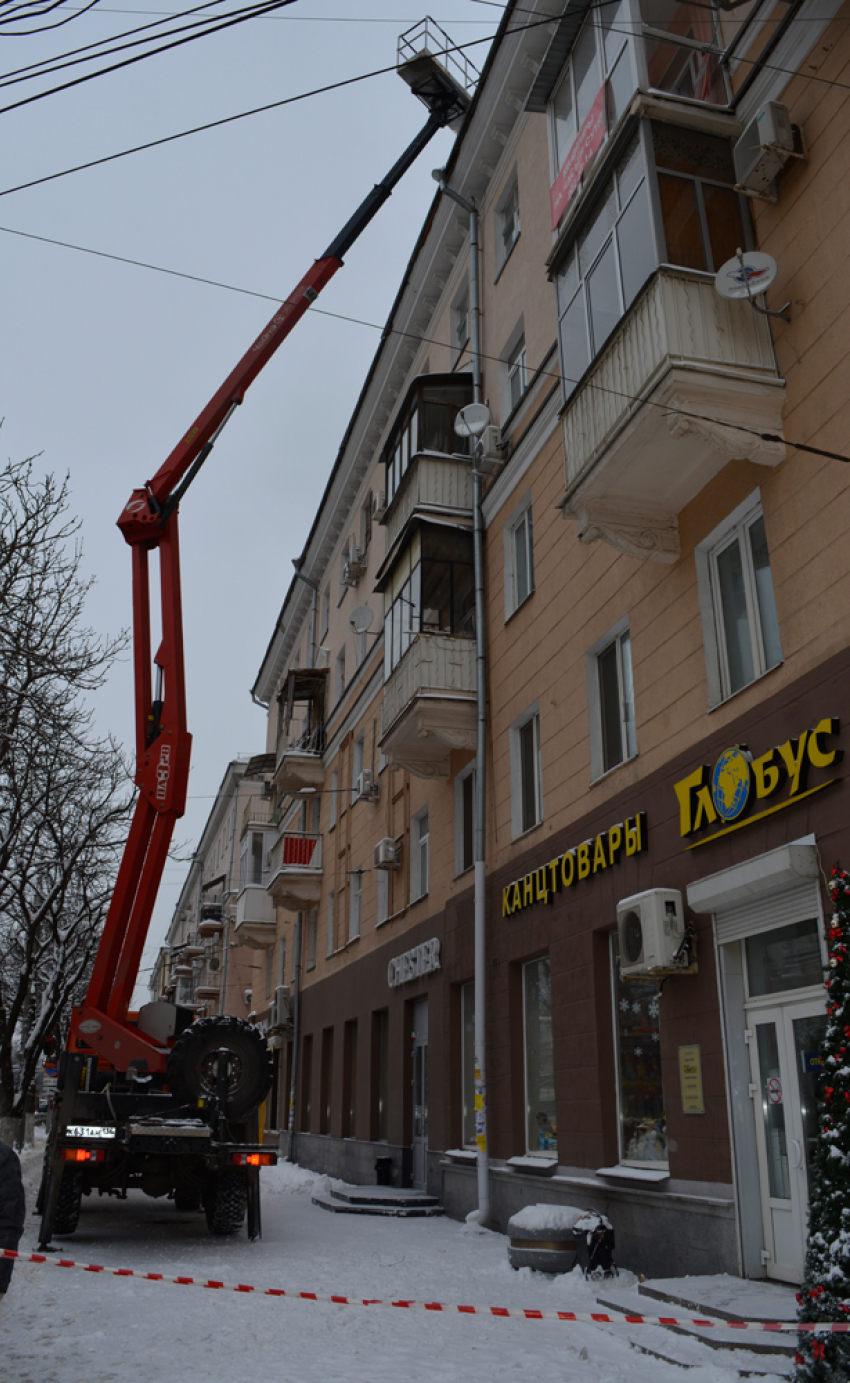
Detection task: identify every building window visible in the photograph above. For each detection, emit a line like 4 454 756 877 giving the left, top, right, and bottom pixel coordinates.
351 734 364 805
342 1019 357 1138
360 493 372 555
523 958 557 1156
348 870 362 941
335 647 346 703
320 587 330 642
505 497 534 616
454 765 476 875
611 934 666 1164
411 808 429 902
306 906 317 971
652 124 748 275
329 768 338 830
695 492 782 707
376 867 389 926
510 705 542 839
497 176 520 266
326 891 335 958
383 527 475 680
382 373 473 509
373 1009 389 1141
507 336 527 413
453 286 469 361
586 616 636 780
462 981 476 1148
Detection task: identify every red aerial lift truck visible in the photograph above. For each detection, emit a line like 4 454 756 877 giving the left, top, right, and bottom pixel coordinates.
37 21 472 1245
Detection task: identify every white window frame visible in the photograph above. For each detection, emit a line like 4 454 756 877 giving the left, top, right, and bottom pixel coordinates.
585 614 637 781
510 703 542 840
349 870 362 941
495 173 521 269
507 336 528 413
351 734 364 805
326 891 335 958
376 867 389 926
410 806 429 903
454 763 476 876
695 490 783 709
503 490 535 620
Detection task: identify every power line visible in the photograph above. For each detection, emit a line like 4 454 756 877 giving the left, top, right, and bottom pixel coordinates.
1 214 846 468
0 0 104 37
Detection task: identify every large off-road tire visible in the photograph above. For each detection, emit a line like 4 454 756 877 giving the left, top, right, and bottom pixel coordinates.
52 1167 83 1236
167 1016 273 1120
204 1169 247 1236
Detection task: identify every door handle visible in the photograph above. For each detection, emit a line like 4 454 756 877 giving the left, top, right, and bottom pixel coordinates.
790 1138 803 1170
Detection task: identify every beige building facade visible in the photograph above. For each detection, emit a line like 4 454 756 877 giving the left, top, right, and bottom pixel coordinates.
171 0 850 1282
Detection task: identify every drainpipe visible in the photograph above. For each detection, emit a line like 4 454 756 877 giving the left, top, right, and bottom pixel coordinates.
287 910 303 1162
435 171 489 1228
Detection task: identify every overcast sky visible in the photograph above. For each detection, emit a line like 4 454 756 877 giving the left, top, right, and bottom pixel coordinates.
0 0 499 997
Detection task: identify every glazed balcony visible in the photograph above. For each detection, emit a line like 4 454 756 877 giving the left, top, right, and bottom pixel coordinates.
384 453 473 552
559 268 785 563
266 831 323 911
234 883 277 950
380 632 476 778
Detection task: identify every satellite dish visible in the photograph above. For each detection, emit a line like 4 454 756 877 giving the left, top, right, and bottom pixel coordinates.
454 402 491 438
714 251 779 301
349 606 374 636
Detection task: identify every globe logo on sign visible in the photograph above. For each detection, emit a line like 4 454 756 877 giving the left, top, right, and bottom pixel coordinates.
712 745 751 822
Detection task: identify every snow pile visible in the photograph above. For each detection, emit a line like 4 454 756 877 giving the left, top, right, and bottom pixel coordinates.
508 1203 585 1233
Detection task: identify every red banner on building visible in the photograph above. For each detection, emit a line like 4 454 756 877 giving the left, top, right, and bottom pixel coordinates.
550 85 607 229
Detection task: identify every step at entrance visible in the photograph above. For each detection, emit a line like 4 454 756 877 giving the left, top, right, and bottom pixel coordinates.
312 1183 442 1217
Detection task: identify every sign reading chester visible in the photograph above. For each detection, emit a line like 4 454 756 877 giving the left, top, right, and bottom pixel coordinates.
673 716 841 847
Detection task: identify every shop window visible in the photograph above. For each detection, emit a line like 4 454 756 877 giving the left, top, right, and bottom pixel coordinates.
744 919 823 998
586 617 636 779
326 890 335 958
523 958 557 1156
306 906 317 972
462 981 476 1147
320 1027 334 1135
349 870 362 941
611 935 667 1164
510 705 542 839
384 527 475 680
695 492 783 707
342 1020 357 1138
455 765 476 875
497 176 521 267
372 1010 389 1142
411 808 429 902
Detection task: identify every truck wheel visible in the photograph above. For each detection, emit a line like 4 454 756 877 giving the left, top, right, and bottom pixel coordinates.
204 1169 247 1236
167 1016 273 1120
52 1168 83 1236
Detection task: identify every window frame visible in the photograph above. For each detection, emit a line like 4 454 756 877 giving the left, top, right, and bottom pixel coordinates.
522 956 558 1158
326 890 335 958
585 614 637 781
495 173 521 272
306 906 317 972
695 491 783 709
507 336 528 413
411 806 430 903
503 491 535 620
510 703 543 840
610 932 667 1167
454 763 476 876
348 869 362 942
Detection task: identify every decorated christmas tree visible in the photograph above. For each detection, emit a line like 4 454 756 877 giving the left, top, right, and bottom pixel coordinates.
796 868 850 1381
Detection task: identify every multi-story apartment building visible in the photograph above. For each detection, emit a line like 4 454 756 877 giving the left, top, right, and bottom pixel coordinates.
191 0 849 1283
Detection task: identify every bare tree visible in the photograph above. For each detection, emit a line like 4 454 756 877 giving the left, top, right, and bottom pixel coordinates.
0 455 132 1131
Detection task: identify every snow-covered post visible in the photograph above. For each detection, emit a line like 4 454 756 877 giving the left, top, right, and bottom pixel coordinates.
795 867 850 1380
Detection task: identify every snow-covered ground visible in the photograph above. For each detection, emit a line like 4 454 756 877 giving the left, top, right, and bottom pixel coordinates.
2 1142 790 1383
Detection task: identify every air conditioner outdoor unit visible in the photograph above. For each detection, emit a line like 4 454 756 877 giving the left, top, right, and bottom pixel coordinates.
372 491 387 522
356 770 380 803
616 889 687 978
475 424 504 476
342 548 367 587
374 837 401 870
733 101 794 196
268 984 292 1030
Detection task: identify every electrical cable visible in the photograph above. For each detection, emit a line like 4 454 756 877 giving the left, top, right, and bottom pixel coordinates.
0 0 103 35
0 0 298 114
1 215 846 468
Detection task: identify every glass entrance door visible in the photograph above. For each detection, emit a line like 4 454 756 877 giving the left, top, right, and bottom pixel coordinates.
748 998 826 1283
411 997 428 1190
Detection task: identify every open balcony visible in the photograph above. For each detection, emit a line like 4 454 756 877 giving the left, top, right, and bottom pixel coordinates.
380 632 476 778
559 268 785 562
234 883 277 950
274 724 325 797
266 831 323 912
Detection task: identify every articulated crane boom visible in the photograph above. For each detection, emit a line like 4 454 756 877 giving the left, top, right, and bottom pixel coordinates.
39 35 471 1246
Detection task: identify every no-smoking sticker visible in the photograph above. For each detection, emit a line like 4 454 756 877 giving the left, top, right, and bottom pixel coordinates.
768 1076 783 1105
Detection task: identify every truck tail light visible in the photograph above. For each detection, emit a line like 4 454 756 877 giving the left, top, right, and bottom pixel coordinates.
231 1153 275 1166
62 1148 106 1162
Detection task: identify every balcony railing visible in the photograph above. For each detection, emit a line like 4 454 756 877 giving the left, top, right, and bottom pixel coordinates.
273 723 326 797
240 794 276 837
380 632 476 778
266 831 323 911
560 268 785 563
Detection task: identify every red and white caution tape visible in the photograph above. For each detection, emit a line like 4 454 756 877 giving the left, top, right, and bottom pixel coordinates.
3 1250 845 1331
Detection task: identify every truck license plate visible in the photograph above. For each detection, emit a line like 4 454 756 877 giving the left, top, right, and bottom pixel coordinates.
66 1125 116 1139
